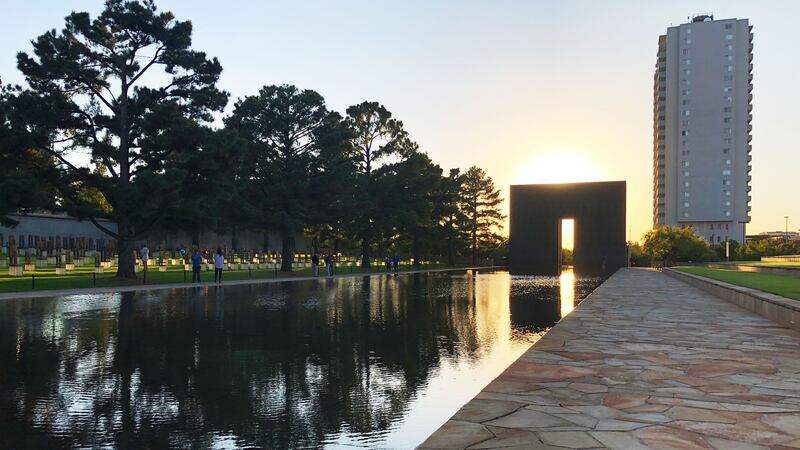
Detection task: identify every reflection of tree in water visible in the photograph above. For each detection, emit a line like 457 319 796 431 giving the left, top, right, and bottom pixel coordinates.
0 272 512 448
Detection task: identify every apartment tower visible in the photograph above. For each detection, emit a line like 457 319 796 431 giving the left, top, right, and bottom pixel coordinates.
653 14 753 243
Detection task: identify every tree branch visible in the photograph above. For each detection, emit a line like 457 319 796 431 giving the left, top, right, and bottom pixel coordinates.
128 44 165 86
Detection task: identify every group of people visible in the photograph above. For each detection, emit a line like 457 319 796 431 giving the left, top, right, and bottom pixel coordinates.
311 253 336 277
140 244 225 283
384 255 401 273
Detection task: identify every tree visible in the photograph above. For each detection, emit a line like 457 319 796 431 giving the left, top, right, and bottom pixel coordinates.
15 0 227 277
0 82 59 227
440 169 466 266
226 85 342 272
641 226 716 266
388 152 443 266
345 102 415 268
459 166 505 265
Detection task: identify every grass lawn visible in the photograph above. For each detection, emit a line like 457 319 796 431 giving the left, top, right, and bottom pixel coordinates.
0 262 462 294
675 266 800 300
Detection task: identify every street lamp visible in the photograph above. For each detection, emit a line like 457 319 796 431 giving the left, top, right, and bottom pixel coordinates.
786 216 790 243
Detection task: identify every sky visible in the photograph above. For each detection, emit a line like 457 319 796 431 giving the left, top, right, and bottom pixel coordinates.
1 0 798 243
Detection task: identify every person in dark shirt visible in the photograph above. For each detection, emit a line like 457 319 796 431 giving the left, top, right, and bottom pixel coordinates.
312 253 320 277
191 249 203 283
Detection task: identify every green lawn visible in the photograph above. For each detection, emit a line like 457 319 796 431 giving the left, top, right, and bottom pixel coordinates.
675 266 800 300
0 262 461 294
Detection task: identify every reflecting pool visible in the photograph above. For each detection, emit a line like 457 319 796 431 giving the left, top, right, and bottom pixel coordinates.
0 269 601 448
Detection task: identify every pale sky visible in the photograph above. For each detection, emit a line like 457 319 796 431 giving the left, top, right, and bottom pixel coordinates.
1 0 797 242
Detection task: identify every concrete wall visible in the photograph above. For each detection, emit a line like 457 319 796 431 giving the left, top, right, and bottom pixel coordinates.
509 181 626 276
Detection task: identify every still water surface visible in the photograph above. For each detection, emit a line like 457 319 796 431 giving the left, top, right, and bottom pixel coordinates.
0 269 601 448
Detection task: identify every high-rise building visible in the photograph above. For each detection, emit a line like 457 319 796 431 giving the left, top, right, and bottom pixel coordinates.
653 14 753 244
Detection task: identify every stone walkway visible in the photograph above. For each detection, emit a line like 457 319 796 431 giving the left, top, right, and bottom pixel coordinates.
419 268 800 449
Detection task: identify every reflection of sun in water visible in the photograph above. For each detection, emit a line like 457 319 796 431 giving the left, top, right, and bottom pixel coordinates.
516 150 603 185
560 268 576 318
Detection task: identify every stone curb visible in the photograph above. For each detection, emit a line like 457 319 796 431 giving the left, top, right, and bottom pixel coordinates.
705 262 800 277
0 266 505 302
664 267 800 332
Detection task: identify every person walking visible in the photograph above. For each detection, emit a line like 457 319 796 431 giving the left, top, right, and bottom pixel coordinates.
191 248 203 283
393 254 400 273
141 244 150 271
312 252 320 277
385 255 392 273
214 248 224 283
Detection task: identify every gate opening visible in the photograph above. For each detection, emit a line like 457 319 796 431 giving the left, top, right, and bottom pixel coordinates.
561 218 574 269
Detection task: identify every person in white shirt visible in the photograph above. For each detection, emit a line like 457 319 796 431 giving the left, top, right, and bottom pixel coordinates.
214 248 225 283
140 244 149 271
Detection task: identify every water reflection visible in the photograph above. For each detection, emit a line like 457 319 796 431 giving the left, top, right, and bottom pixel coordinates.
560 268 576 318
0 270 601 448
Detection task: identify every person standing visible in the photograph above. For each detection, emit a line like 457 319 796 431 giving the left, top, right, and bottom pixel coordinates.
385 255 392 273
326 254 334 277
141 244 150 271
191 248 203 283
214 248 224 283
393 254 400 273
312 252 320 277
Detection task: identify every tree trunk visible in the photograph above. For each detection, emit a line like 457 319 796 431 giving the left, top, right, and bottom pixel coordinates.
360 236 371 269
471 228 477 266
412 232 420 268
447 224 455 267
116 234 136 278
280 234 294 272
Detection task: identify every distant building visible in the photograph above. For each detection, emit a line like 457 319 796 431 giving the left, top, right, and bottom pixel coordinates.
747 231 800 243
0 212 309 253
653 13 753 244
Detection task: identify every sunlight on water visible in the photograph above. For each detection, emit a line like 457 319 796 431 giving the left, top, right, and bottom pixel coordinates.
560 268 576 318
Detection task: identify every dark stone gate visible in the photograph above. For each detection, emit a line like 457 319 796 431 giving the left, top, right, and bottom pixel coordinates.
509 181 626 276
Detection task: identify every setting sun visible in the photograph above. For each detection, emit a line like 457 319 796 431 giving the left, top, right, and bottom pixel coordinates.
516 150 604 185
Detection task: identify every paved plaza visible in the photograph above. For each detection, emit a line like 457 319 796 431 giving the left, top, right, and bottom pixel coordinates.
420 268 800 449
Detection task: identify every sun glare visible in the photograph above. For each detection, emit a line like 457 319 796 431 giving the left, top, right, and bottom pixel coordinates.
516 150 603 185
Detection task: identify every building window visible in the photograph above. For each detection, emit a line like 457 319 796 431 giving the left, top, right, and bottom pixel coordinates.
681 150 690 156
684 59 692 65
726 65 733 72
724 138 733 144
684 181 690 187
686 28 692 34
682 119 690 126
684 171 690 177
725 159 731 165
723 179 731 186
725 190 731 196
682 99 690 106
725 23 733 29
722 169 731 175
685 79 692 85
723 117 731 123
724 106 732 112
725 211 731 217
723 148 730 154
727 55 733 61
724 128 732 134
725 44 733 51
683 110 690 116
683 69 691 76
684 192 690 197
725 34 734 40
725 224 729 230
683 161 690 167
725 201 731 206
684 202 690 207
683 212 689 218
723 87 734 93
725 96 733 103
682 48 690 55
681 130 690 136
724 75 734 81
682 89 690 95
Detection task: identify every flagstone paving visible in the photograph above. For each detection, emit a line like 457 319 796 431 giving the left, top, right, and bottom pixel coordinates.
419 268 800 449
